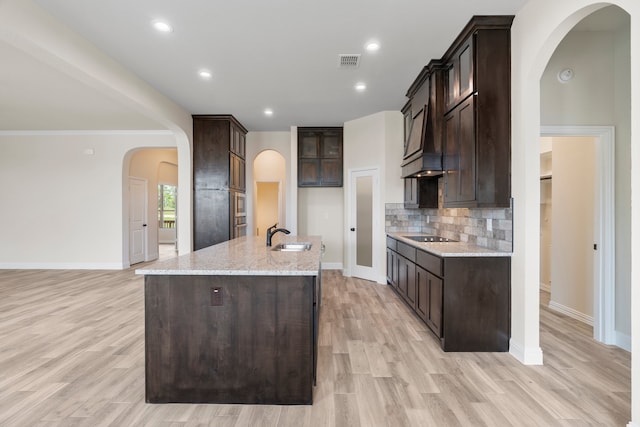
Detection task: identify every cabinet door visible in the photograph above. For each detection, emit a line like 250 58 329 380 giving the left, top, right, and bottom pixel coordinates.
322 133 341 158
320 159 342 186
230 154 241 190
299 159 320 186
443 111 459 204
405 259 416 309
415 266 429 321
445 37 473 111
386 249 396 286
457 38 474 103
231 126 239 155
397 256 408 297
426 272 443 337
404 178 418 208
444 95 475 205
457 96 476 202
300 134 320 157
239 132 246 159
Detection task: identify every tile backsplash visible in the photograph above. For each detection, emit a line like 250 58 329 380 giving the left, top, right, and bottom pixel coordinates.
385 202 513 252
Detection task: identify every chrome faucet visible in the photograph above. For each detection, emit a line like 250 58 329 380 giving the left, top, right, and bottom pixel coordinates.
266 223 290 246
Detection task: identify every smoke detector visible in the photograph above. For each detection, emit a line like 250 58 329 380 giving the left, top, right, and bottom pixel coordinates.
557 68 574 83
338 54 361 68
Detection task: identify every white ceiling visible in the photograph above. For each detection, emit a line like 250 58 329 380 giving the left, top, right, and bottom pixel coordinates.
1 1 627 132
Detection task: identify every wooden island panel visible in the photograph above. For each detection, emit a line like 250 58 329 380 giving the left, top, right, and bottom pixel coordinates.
145 274 315 404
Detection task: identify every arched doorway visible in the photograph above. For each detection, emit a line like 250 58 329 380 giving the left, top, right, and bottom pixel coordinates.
124 147 179 265
510 0 637 424
253 150 287 236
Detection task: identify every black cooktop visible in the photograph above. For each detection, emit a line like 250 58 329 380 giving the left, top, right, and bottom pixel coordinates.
403 235 457 243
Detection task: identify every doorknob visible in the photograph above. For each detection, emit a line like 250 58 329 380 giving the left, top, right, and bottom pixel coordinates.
350 228 355 231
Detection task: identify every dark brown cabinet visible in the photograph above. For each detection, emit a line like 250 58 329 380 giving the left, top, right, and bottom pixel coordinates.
298 127 343 187
442 16 513 208
386 236 510 352
404 177 438 209
145 273 319 404
445 37 473 111
416 266 443 338
444 95 476 204
193 115 247 250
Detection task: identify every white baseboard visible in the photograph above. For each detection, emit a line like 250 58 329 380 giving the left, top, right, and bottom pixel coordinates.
0 262 126 270
509 339 544 365
615 331 632 352
539 282 551 292
548 300 594 326
322 262 343 270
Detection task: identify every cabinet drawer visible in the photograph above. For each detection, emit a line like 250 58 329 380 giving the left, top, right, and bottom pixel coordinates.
386 236 397 251
396 241 416 263
416 250 442 276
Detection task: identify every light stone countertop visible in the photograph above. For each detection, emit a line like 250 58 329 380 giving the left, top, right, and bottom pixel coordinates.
388 232 512 257
136 235 323 276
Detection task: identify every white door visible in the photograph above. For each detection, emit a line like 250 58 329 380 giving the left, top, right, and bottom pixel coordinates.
129 177 147 265
348 168 380 282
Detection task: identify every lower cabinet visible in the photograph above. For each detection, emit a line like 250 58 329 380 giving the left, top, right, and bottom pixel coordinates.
386 236 510 352
416 266 443 338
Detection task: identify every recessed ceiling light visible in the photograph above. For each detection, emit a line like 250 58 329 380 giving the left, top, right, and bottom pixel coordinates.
152 20 173 33
355 82 367 92
198 70 212 79
365 41 380 52
264 108 274 116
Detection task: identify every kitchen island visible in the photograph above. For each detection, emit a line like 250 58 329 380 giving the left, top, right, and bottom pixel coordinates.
136 235 323 405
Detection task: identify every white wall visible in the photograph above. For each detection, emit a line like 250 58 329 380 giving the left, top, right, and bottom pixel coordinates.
540 22 631 337
245 131 294 239
344 110 403 282
0 132 176 269
298 187 344 267
129 149 178 255
511 0 638 424
0 0 194 256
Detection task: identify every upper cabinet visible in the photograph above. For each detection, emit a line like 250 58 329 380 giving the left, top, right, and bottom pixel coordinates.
399 15 513 209
442 15 513 208
445 37 474 112
298 127 343 187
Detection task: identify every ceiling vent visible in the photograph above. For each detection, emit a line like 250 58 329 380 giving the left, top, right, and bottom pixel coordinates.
338 54 361 68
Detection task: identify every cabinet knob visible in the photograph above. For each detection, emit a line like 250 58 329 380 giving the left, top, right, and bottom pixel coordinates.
350 228 355 232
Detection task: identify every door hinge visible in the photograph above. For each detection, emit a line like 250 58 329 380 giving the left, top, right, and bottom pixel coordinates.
593 243 598 250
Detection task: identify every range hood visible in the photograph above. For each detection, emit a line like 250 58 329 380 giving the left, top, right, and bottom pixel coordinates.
401 61 445 178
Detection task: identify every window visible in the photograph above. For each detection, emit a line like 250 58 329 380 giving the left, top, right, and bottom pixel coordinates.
158 184 177 228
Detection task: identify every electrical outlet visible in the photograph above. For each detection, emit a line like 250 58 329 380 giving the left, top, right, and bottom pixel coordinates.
211 287 223 306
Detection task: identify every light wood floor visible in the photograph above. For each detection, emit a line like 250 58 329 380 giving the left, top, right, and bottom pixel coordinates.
0 267 630 426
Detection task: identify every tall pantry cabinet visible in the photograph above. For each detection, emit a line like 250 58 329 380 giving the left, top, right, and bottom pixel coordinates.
193 115 247 251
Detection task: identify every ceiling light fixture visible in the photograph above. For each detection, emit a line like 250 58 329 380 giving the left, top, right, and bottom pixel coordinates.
152 20 173 33
264 108 274 116
365 41 380 52
198 70 212 79
355 82 367 92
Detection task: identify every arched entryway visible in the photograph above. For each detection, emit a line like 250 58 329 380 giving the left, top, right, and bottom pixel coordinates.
510 0 638 424
252 150 287 237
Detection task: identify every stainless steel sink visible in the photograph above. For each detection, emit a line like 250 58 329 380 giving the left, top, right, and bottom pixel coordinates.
271 242 312 252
